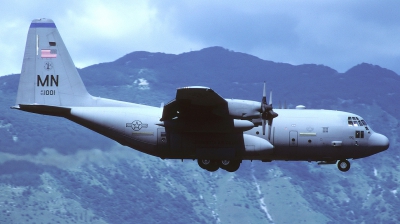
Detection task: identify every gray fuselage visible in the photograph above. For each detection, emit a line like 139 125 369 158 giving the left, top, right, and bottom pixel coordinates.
64 102 387 163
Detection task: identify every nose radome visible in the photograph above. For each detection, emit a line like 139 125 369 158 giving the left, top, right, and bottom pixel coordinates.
369 133 389 153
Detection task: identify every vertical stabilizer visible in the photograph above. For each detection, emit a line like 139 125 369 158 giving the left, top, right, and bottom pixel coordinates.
16 18 91 107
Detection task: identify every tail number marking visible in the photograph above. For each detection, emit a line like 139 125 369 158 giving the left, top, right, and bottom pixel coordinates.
40 90 56 95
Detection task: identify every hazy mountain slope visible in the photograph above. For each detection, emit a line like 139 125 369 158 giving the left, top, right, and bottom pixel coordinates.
0 47 399 223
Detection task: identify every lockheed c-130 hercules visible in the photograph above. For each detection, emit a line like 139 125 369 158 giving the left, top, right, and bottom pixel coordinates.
12 19 389 172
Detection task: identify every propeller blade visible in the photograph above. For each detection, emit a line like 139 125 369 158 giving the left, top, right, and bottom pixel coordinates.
262 119 266 135
267 118 274 141
263 82 266 98
268 122 272 141
269 91 273 106
262 82 267 107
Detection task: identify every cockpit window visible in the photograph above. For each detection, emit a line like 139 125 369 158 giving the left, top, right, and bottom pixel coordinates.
348 117 365 127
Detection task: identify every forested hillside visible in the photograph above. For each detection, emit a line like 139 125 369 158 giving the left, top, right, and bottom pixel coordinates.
1 47 399 223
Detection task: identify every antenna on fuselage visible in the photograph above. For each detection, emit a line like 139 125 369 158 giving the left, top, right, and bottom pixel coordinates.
278 100 288 109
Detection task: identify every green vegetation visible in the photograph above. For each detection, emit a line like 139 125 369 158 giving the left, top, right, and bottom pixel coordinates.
0 48 399 223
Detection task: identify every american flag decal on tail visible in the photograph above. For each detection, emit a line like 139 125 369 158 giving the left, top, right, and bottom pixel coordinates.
41 49 57 58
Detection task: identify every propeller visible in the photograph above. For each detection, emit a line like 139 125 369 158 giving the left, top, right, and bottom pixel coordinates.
261 82 278 141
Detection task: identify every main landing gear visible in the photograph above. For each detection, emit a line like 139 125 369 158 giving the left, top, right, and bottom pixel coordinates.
198 159 242 172
337 159 351 172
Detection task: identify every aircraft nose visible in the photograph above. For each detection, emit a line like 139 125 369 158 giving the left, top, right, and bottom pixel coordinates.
368 133 389 154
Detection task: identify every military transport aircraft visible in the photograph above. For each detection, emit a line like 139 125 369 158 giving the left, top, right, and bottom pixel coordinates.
12 18 389 172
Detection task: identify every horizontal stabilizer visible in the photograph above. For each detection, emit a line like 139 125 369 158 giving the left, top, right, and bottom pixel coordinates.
14 104 71 116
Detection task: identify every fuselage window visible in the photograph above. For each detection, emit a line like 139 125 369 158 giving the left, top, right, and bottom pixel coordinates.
323 127 328 133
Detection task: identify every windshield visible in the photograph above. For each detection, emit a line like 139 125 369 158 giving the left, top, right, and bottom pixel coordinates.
347 116 367 127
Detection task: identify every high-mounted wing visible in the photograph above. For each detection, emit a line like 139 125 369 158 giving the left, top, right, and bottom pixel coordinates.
160 86 228 121
160 86 254 133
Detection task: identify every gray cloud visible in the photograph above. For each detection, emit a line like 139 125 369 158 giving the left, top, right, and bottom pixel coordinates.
1 0 399 77
148 0 400 73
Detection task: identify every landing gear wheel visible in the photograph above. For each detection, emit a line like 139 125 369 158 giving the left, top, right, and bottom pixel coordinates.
197 159 219 172
219 160 241 172
337 159 350 172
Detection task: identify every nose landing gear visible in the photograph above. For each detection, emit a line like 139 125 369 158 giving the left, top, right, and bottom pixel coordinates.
337 159 351 172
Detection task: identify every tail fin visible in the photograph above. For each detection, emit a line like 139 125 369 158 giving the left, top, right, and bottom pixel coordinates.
15 18 91 107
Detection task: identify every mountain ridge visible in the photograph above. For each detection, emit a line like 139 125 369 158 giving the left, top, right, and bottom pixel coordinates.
0 47 399 223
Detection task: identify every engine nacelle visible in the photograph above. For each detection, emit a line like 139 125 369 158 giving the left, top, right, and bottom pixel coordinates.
242 134 274 159
226 99 260 119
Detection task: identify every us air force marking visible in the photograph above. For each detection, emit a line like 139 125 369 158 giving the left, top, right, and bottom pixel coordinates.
44 62 53 70
126 120 148 131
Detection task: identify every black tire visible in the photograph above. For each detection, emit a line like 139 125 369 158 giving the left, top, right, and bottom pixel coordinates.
197 159 210 169
198 159 219 172
219 160 241 172
337 159 350 172
206 162 219 172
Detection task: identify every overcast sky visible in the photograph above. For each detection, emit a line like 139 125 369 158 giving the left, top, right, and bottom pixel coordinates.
1 0 400 77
